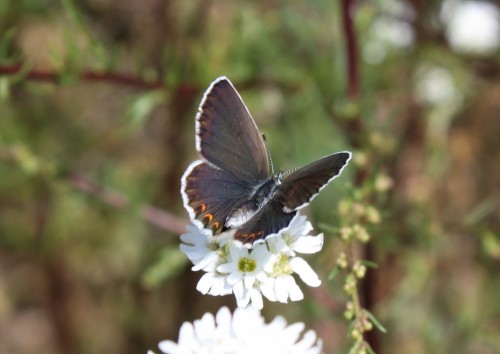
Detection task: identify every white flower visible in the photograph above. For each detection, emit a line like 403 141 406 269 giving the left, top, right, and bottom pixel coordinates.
179 225 218 272
180 214 324 309
217 241 272 288
149 306 324 354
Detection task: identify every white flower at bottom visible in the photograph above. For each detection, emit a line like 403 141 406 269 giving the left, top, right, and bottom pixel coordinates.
149 306 324 354
180 214 324 309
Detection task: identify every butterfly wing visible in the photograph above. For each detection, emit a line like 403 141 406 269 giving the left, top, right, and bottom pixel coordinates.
196 77 270 183
181 160 253 233
277 152 351 211
234 200 297 244
232 152 351 243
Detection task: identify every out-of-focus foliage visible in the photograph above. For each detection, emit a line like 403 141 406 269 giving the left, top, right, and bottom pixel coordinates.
0 0 499 353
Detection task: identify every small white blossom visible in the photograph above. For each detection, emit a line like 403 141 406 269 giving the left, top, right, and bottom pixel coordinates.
180 214 324 309
149 306 324 354
179 225 218 272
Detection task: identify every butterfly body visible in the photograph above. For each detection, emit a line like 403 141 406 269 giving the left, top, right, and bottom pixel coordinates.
226 174 282 227
181 77 351 244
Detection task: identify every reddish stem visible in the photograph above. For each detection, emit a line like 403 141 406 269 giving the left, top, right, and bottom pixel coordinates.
341 0 359 100
0 63 164 90
340 1 380 352
68 174 187 234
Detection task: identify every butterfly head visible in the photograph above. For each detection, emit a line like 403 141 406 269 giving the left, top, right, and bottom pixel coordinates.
274 171 284 186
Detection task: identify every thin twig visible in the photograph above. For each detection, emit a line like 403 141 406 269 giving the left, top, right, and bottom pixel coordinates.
341 0 359 100
0 63 164 90
340 0 379 351
68 174 187 235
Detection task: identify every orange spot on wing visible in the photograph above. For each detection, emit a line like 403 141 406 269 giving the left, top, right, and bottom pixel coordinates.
236 230 265 244
195 203 207 215
203 213 213 225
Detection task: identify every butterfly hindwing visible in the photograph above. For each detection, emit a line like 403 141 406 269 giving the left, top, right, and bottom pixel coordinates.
234 200 297 243
181 160 252 233
196 77 270 183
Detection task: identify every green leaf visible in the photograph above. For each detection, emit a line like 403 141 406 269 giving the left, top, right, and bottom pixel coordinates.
465 196 498 225
328 266 340 280
318 222 338 233
481 229 500 259
361 260 378 268
0 77 10 100
366 343 376 354
6 61 33 84
363 309 387 333
141 247 188 289
0 27 16 62
125 91 164 128
347 340 362 354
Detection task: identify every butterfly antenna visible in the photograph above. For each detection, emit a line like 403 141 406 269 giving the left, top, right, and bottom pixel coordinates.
285 167 298 175
262 133 275 174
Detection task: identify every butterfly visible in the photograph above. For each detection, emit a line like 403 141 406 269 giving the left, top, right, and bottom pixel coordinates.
181 77 351 244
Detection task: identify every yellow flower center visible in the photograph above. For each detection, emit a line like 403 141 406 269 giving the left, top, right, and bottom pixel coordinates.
238 257 256 273
272 254 292 275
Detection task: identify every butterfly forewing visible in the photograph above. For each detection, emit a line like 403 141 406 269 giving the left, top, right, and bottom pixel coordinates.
196 77 270 183
277 152 351 211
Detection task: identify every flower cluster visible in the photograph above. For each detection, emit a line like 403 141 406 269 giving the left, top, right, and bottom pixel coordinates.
180 214 323 309
148 306 323 354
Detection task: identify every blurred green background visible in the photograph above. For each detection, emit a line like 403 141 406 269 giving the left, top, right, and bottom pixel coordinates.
1 0 499 353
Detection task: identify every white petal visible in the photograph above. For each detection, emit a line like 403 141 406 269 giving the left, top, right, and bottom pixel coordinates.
244 274 256 289
227 271 243 285
220 277 234 295
266 235 290 255
157 340 178 354
262 253 278 273
233 281 251 308
192 251 219 271
282 322 305 344
179 243 209 262
256 268 271 282
290 257 321 287
283 274 304 301
232 307 263 339
229 242 247 260
194 313 216 341
179 229 202 245
268 315 287 331
282 214 312 237
207 279 222 296
295 329 319 351
275 276 289 303
250 288 264 310
215 306 231 334
196 273 216 294
180 224 211 242
174 322 194 347
259 278 277 301
154 303 324 353
290 233 324 254
250 242 271 262
217 262 237 274
207 276 232 296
